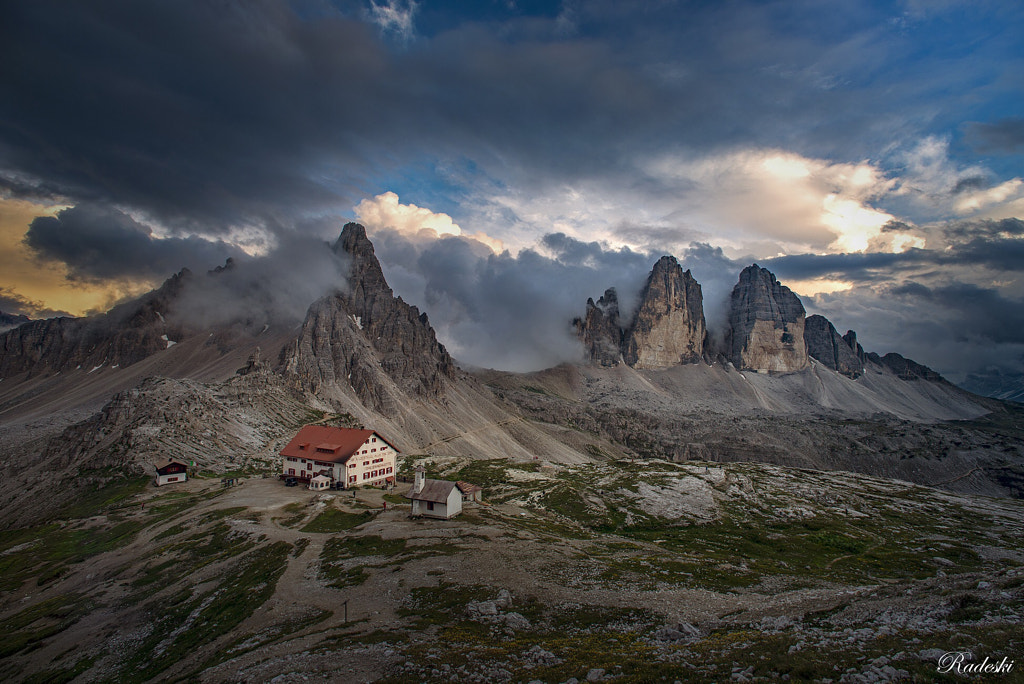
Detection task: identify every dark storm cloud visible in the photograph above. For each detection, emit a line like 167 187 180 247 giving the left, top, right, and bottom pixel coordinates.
886 281 1024 345
1 1 384 229
965 117 1024 154
24 204 244 281
761 219 1024 285
368 229 655 370
367 228 753 371
5 0 1018 239
942 217 1024 242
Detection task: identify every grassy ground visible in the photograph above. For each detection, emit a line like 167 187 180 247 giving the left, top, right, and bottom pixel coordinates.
1 457 1021 683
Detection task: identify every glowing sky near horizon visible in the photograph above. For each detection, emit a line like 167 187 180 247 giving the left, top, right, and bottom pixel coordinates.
1 0 1023 383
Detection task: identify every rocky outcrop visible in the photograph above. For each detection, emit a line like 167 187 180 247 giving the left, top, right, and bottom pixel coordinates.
574 289 623 367
804 315 864 378
283 223 455 413
623 256 706 369
868 352 945 382
0 270 191 378
843 330 866 365
575 256 706 369
727 265 807 372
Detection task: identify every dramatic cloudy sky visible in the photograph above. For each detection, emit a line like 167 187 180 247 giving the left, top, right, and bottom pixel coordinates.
2 1 1023 386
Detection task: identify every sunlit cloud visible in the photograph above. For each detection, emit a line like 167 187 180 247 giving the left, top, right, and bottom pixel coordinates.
354 191 503 253
954 178 1024 216
785 278 855 297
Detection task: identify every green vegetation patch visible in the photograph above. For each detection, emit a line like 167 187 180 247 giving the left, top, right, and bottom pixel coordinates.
0 593 93 660
318 535 409 587
55 475 149 520
131 521 256 595
201 608 333 671
274 501 307 528
397 582 497 630
0 518 148 591
20 654 99 684
121 540 292 681
301 508 376 533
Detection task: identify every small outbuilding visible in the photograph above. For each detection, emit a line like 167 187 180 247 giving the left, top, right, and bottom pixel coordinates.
406 466 462 519
309 474 332 491
154 459 188 487
456 481 483 503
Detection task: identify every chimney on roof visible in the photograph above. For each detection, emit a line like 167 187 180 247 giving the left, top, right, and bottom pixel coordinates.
414 465 425 494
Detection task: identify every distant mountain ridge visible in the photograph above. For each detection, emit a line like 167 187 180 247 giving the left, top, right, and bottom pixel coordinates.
576 259 945 384
1 223 1023 530
0 310 30 333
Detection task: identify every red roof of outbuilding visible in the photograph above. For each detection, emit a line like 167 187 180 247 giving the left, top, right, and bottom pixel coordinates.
279 426 398 463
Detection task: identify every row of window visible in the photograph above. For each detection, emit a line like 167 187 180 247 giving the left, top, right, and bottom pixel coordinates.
289 466 393 482
347 466 393 483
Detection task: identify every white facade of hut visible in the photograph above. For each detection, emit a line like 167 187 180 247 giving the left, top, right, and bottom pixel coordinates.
406 467 462 519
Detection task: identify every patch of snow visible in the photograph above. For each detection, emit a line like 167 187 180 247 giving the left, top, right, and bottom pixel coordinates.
260 324 269 334
161 334 176 348
351 315 362 329
88 364 104 374
156 311 165 322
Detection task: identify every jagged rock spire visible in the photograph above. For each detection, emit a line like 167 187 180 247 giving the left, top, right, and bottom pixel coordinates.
804 314 864 378
575 255 706 369
727 264 808 372
623 256 706 369
287 223 455 414
575 288 624 367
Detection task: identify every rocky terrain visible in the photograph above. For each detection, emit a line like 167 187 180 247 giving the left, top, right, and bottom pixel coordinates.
0 457 1021 683
1 224 1023 681
0 270 192 379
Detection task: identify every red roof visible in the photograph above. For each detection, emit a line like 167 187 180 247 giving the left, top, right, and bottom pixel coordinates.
279 426 398 463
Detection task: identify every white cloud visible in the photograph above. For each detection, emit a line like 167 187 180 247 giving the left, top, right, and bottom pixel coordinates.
487 148 905 257
354 191 504 252
954 178 1024 216
368 0 417 41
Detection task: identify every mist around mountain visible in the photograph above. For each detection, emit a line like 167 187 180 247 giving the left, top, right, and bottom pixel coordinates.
1 224 1023 682
0 310 30 333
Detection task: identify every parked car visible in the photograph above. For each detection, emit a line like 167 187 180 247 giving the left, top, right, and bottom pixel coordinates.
284 477 298 487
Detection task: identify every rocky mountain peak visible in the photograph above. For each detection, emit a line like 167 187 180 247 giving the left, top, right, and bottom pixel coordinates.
623 256 706 368
575 256 706 369
804 314 864 378
0 268 193 378
843 330 866 363
727 264 808 372
575 288 624 367
868 352 945 382
286 223 455 413
333 222 391 299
